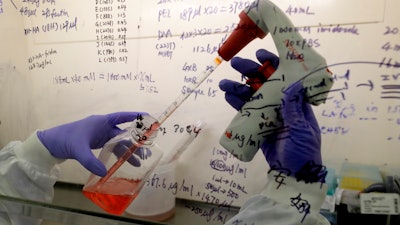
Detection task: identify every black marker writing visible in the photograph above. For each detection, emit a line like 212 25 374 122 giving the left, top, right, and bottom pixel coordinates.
290 193 311 223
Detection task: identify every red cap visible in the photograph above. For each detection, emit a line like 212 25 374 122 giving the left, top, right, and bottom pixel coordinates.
218 11 267 61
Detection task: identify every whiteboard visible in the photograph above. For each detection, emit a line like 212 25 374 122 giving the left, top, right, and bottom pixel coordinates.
0 0 399 208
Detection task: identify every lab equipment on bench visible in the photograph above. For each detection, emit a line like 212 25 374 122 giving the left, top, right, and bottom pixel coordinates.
82 56 220 215
83 115 163 215
125 120 206 221
82 56 221 215
125 160 177 221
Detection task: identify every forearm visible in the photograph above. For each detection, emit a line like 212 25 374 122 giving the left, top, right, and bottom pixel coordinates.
224 171 329 225
0 132 62 225
262 170 327 215
0 132 61 201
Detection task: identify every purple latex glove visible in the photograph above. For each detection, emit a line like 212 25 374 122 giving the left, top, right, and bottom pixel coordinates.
37 112 147 177
263 81 325 182
219 49 325 183
112 140 152 167
219 49 279 111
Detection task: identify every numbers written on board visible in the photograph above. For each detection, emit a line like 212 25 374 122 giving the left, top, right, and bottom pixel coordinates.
383 26 400 35
381 42 400 52
158 123 202 137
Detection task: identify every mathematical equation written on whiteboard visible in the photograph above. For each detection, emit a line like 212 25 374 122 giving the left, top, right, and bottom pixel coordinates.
20 0 400 143
49 65 219 99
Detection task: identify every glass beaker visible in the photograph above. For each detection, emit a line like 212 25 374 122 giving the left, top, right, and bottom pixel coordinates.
125 160 177 221
82 114 163 215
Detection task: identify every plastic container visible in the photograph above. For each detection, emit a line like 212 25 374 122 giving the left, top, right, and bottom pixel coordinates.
338 161 382 191
125 119 206 221
125 160 177 221
325 168 337 196
82 114 163 215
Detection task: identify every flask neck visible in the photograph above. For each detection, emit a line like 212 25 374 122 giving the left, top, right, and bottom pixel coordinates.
129 120 160 146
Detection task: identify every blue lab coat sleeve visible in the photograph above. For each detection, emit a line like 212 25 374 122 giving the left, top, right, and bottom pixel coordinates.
0 132 61 225
224 170 330 225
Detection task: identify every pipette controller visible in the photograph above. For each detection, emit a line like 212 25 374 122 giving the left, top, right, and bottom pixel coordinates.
218 0 334 161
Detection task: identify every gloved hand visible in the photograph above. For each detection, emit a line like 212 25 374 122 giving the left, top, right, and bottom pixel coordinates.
264 81 325 182
219 49 279 111
112 140 152 167
37 112 147 177
219 49 325 183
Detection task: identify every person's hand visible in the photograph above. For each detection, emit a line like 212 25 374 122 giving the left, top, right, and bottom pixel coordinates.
112 140 152 167
219 49 279 111
219 49 325 183
263 81 325 182
37 112 147 177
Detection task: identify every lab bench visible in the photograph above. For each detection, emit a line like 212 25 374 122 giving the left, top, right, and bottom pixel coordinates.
0 182 239 225
0 182 341 225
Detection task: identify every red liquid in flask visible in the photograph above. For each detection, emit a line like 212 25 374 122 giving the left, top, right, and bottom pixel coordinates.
82 177 142 215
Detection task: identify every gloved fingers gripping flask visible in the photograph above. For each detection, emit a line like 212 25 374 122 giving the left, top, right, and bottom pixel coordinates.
82 114 163 215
